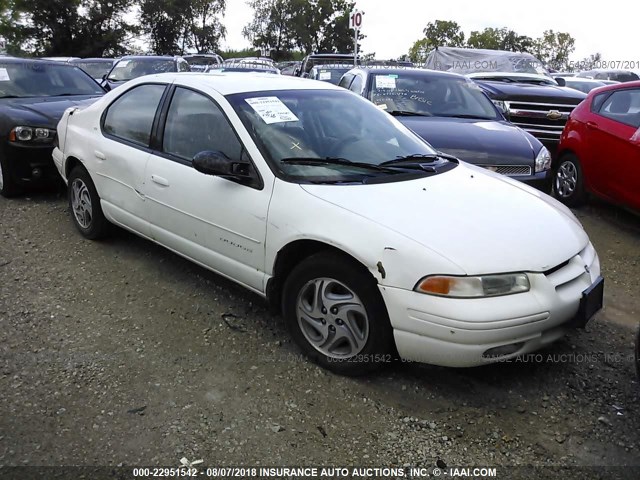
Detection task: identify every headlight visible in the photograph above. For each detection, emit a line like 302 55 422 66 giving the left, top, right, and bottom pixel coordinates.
492 100 510 116
415 273 530 298
9 126 56 143
535 146 552 173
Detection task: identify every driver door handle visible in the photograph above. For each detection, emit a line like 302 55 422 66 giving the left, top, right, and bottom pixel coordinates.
151 174 170 187
586 121 598 130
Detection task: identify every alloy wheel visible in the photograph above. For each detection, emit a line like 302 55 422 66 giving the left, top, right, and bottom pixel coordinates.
555 161 577 198
70 178 93 229
296 277 369 359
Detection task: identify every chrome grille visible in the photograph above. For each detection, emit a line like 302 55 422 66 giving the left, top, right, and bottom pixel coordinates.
507 101 578 143
483 165 532 176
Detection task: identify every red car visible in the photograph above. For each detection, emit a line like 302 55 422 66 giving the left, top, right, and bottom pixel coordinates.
555 80 640 210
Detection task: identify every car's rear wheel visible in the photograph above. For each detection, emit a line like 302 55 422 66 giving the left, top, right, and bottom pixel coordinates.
282 252 393 376
0 154 22 198
554 153 586 206
68 165 110 239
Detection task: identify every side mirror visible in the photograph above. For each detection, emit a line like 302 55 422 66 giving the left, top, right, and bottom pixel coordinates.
555 77 566 87
192 150 252 180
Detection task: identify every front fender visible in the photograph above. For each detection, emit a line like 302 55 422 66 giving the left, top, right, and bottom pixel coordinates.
265 181 465 291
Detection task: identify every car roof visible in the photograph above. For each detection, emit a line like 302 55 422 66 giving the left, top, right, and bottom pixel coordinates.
587 79 640 92
565 77 606 83
0 57 75 67
349 66 467 80
118 55 181 61
71 58 115 62
127 72 339 95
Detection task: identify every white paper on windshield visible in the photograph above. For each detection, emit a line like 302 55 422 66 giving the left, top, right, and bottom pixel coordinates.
0 68 10 81
319 70 331 80
245 96 299 124
632 127 640 143
375 75 396 89
115 60 129 68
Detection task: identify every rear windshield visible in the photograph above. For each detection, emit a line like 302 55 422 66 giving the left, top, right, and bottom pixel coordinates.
0 62 104 98
72 61 113 79
108 59 176 82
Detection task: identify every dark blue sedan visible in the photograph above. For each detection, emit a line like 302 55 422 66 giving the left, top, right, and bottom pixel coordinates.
338 67 553 192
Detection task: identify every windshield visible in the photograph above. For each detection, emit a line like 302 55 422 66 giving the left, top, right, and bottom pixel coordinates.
565 79 606 94
0 62 104 98
187 56 220 66
72 61 113 79
312 67 351 85
370 74 500 120
108 58 176 82
227 89 442 183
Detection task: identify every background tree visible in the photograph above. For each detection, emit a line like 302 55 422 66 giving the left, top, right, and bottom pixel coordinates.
408 20 465 62
242 0 295 59
467 27 532 52
532 29 576 70
243 0 359 58
2 0 136 56
187 0 226 53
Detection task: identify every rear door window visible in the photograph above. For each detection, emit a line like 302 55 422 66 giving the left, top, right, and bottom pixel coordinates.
102 84 166 146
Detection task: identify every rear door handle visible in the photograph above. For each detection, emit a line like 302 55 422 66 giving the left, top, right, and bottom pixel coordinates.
586 121 598 130
94 150 106 160
151 174 170 187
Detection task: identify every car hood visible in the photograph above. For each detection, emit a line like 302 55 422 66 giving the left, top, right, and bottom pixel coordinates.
0 95 102 129
397 117 538 165
476 80 587 104
300 163 588 274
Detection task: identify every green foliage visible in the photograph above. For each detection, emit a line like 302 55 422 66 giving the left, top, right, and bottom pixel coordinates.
467 27 533 52
140 0 226 55
242 0 360 58
532 30 576 71
408 20 465 62
2 0 137 56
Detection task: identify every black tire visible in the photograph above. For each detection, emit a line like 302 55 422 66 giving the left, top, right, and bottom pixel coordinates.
67 165 110 239
282 252 394 376
554 153 586 207
0 153 22 198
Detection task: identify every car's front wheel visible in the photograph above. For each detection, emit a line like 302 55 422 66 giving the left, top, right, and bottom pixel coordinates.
68 165 110 239
554 153 586 206
0 154 21 197
282 252 394 376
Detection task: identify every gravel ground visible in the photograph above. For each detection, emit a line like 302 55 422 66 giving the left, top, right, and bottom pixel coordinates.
0 190 639 479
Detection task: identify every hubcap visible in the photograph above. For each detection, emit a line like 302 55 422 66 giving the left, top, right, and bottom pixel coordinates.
70 178 93 229
555 161 577 198
296 278 369 359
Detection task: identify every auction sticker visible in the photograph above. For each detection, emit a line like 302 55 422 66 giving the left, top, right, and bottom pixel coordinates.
375 75 396 89
0 68 10 81
319 70 331 80
115 60 129 68
245 96 299 124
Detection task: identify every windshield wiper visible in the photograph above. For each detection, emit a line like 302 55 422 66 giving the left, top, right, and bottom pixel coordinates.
280 157 399 173
387 110 433 117
379 153 457 170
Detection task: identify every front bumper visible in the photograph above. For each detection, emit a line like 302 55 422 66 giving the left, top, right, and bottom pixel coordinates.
2 142 59 187
514 169 553 193
380 243 601 367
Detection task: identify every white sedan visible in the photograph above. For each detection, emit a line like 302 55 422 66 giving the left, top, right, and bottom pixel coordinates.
52 72 604 375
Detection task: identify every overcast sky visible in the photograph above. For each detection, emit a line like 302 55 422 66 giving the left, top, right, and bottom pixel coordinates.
223 0 639 71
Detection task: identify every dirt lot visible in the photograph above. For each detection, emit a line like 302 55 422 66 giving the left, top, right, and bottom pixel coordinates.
1 189 639 479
